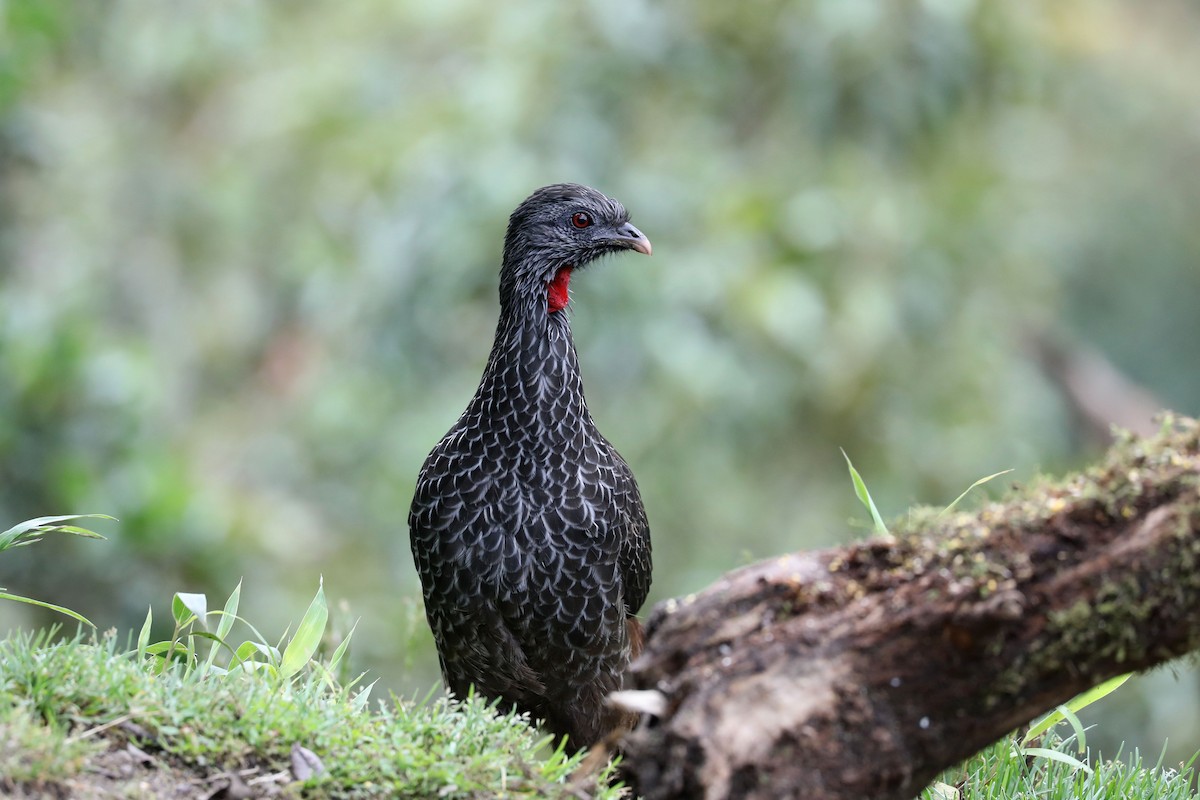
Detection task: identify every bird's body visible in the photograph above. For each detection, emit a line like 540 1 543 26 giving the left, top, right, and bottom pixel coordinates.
409 184 653 747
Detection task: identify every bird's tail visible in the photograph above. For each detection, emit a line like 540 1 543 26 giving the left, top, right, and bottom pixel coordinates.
627 615 646 660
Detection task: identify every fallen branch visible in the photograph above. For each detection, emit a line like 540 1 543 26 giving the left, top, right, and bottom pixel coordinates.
619 414 1200 800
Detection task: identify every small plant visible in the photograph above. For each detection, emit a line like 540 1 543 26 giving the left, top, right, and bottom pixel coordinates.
0 514 111 627
1020 673 1132 757
136 577 370 701
924 706 1198 800
841 448 890 535
840 450 1012 536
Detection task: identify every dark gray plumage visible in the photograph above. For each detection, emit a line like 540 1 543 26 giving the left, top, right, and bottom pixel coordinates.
408 183 653 748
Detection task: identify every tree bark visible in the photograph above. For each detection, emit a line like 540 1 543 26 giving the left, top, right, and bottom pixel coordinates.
617 414 1200 800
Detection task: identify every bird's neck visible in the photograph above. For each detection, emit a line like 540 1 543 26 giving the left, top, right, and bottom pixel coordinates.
470 297 590 434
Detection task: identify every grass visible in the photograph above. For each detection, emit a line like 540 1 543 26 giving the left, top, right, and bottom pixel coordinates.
922 680 1199 798
0 514 110 627
0 590 623 799
2 630 1195 800
923 730 1198 799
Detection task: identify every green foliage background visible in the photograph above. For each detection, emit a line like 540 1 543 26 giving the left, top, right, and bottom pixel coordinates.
2 0 1198 766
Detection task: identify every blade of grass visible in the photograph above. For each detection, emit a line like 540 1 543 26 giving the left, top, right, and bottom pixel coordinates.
1021 746 1092 773
351 678 378 712
1056 704 1087 754
280 578 328 680
841 449 888 535
144 640 191 661
1023 673 1131 745
42 525 107 539
941 470 1014 516
328 617 359 676
136 607 152 660
0 514 113 551
204 580 242 671
0 591 95 627
234 640 278 664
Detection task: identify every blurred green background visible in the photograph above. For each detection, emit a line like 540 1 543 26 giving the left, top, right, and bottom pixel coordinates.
2 0 1198 768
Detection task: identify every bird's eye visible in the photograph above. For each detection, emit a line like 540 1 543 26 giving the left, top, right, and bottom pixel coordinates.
571 212 593 229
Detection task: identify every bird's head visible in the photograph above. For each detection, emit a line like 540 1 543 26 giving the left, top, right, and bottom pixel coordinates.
500 183 652 314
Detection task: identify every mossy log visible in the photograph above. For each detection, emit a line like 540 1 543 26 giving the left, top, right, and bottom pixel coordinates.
617 415 1200 800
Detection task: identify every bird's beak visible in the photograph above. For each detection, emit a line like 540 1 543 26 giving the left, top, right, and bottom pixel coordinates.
612 222 653 256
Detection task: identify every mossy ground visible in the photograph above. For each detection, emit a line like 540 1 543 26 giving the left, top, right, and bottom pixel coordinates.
2 633 1195 799
0 630 621 799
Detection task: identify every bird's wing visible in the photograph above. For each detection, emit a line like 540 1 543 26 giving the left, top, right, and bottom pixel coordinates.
408 429 549 705
615 461 653 616
409 447 551 707
594 437 652 617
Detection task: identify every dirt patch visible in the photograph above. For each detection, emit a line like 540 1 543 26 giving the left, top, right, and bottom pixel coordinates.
3 739 295 800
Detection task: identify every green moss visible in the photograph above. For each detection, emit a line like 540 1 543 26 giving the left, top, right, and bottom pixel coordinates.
860 415 1200 709
0 702 102 784
0 631 622 799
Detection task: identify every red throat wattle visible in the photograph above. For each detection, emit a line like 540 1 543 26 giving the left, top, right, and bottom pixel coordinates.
547 266 572 313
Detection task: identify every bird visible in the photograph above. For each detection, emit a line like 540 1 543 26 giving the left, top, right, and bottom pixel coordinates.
408 183 653 749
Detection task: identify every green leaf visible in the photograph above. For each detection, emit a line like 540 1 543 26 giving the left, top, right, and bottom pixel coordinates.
841 449 888 535
234 640 278 665
328 617 359 676
941 469 1015 516
1058 704 1087 754
231 660 278 679
280 578 328 680
43 525 107 539
187 631 225 647
1021 746 1093 774
352 678 378 713
214 581 241 641
205 580 243 671
227 640 280 678
1022 673 1132 745
143 640 191 660
0 514 112 551
137 606 153 660
4 536 43 549
172 592 207 629
0 591 95 627
1 515 89 541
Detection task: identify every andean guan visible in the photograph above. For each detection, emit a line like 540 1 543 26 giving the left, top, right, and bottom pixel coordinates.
408 183 653 748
